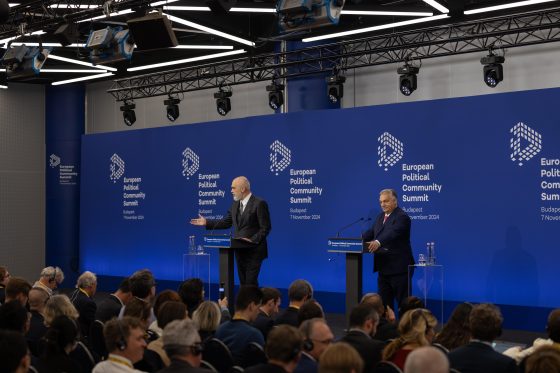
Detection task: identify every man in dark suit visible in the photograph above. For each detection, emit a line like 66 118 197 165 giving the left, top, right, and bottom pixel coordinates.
70 271 98 339
95 278 132 323
158 319 207 373
340 303 385 373
191 176 272 286
448 303 519 373
362 189 414 312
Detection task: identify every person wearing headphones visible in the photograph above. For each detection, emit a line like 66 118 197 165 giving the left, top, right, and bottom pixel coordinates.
158 319 207 373
33 266 64 298
294 318 334 373
245 325 304 373
93 317 147 373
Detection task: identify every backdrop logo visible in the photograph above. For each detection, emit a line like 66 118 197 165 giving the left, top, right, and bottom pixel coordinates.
181 147 200 179
49 154 61 168
110 153 125 183
377 132 404 171
270 140 291 175
510 122 542 166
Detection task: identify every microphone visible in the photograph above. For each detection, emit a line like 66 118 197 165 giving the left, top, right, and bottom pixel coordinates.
336 217 365 238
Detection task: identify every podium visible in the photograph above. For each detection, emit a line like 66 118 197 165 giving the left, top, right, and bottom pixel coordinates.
327 237 367 315
408 264 444 324
203 234 234 311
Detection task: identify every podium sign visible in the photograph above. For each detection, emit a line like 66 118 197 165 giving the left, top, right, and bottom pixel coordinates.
327 237 367 253
203 234 231 248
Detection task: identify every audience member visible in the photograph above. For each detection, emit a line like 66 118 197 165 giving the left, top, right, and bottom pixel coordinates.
0 329 31 373
35 315 82 373
124 297 156 341
0 265 10 304
398 296 425 319
33 266 64 298
275 279 313 327
178 278 204 317
434 302 473 351
148 301 188 367
26 288 50 356
253 287 281 339
126 269 157 326
0 300 29 333
157 319 207 373
298 299 324 326
404 346 449 373
44 294 80 326
95 278 132 323
295 318 334 373
340 303 384 373
93 317 147 373
192 300 222 342
382 309 437 370
361 292 398 341
214 285 265 364
149 290 182 336
318 342 363 373
70 271 98 339
448 303 518 373
245 325 304 373
525 345 560 373
5 276 32 306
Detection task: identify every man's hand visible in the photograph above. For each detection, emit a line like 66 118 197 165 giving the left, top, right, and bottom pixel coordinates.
367 240 381 253
386 305 396 323
190 214 207 226
218 297 228 309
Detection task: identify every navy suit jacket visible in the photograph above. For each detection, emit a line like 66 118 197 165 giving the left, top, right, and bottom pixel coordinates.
206 195 271 260
448 341 519 373
362 207 414 275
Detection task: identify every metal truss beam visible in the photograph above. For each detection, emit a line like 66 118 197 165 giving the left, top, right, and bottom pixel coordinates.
108 7 560 101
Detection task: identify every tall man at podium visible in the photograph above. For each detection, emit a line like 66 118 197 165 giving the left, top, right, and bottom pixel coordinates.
190 176 271 286
362 189 414 313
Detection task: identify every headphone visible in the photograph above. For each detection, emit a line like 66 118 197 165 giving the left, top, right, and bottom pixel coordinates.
49 267 58 283
190 344 203 356
116 320 128 351
301 319 315 351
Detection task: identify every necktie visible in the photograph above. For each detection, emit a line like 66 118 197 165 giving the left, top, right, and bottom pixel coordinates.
383 215 388 224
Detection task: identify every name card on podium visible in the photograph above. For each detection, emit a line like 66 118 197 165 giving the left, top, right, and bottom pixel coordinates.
203 234 231 248
327 237 367 253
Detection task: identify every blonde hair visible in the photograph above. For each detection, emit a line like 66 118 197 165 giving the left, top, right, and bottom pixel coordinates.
382 308 437 361
319 342 364 373
44 294 79 326
192 301 221 332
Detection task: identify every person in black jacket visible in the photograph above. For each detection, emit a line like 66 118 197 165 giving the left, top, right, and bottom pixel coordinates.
35 315 83 373
340 303 385 373
245 325 304 373
191 176 271 286
157 319 208 373
448 303 519 373
95 278 131 323
70 271 97 340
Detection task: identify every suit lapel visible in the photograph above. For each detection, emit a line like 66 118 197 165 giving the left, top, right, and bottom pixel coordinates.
239 195 254 226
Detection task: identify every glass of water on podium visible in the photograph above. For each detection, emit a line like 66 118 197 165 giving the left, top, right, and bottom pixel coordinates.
183 235 211 299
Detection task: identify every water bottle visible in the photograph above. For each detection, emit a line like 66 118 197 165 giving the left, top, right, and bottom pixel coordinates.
188 235 196 254
427 242 436 265
197 244 205 255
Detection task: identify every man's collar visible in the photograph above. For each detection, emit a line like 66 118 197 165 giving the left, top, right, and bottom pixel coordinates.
241 193 252 206
301 351 316 362
348 328 371 338
111 293 125 306
108 353 134 368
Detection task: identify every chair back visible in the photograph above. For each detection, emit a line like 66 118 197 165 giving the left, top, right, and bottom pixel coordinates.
375 361 404 373
200 360 218 372
240 341 267 368
90 320 107 358
202 338 234 373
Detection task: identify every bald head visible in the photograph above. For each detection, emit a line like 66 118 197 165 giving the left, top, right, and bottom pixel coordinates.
404 346 449 373
28 288 49 312
231 176 251 201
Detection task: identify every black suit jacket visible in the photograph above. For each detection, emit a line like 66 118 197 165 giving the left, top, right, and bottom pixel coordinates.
95 294 123 323
448 341 519 373
273 306 299 327
70 289 97 338
156 358 210 373
340 330 385 373
253 310 274 339
206 195 271 260
362 207 414 275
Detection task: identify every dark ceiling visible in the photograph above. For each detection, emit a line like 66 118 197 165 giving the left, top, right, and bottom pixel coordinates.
1 0 559 85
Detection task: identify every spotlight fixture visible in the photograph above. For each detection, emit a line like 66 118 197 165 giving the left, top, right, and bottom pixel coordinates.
397 63 419 96
120 101 136 126
86 26 134 65
480 51 505 88
164 96 181 121
214 88 232 116
266 82 284 111
326 74 346 104
1 43 51 79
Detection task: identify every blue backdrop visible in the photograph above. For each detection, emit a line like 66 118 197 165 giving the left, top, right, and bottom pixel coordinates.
80 87 560 310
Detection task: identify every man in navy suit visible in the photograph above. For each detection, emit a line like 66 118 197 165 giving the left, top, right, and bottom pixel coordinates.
191 176 271 286
362 189 414 312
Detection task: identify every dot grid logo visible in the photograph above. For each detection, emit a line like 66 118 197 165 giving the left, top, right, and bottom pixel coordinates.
110 153 125 183
377 132 404 171
181 147 199 179
510 122 542 166
49 154 61 168
270 140 291 175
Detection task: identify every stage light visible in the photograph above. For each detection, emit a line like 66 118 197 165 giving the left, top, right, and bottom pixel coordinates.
120 101 136 126
86 26 134 65
326 74 346 104
214 88 232 116
397 63 419 96
1 44 51 79
266 82 284 111
164 96 181 121
480 52 505 88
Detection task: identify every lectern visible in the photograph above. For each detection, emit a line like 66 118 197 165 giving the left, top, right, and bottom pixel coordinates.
327 237 367 316
203 234 234 311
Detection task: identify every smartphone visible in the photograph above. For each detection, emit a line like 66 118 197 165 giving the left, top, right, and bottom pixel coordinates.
219 282 225 300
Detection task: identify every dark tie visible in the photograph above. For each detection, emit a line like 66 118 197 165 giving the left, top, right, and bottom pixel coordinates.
383 215 388 224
